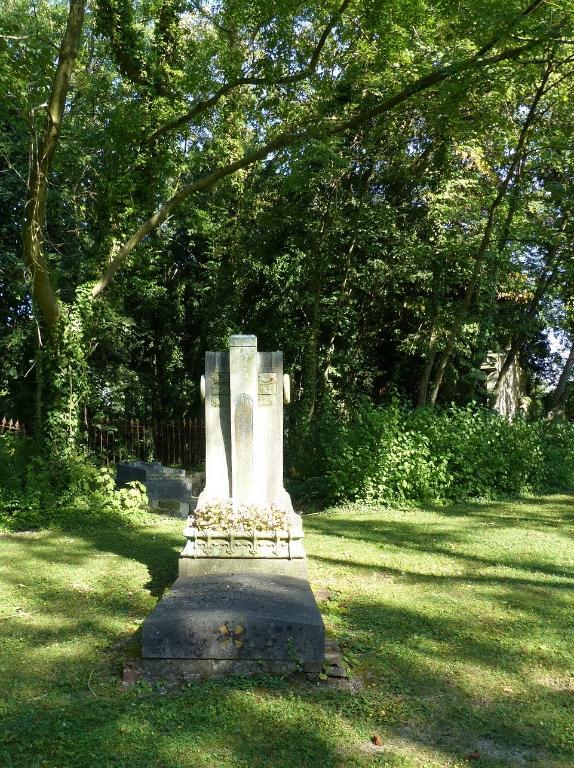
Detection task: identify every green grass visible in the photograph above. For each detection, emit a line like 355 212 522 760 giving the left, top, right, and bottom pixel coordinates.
1 495 573 767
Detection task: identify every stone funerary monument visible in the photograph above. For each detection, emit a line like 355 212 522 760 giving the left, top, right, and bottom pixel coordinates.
116 461 197 517
141 335 325 678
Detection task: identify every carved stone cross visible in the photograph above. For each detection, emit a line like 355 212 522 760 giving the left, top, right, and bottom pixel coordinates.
198 334 291 511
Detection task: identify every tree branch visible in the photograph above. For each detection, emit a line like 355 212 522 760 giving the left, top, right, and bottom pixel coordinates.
474 0 547 58
92 35 548 299
146 0 353 143
147 0 549 144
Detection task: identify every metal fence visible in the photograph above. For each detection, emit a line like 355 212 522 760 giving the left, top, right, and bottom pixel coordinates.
0 415 204 468
86 417 205 468
0 417 26 436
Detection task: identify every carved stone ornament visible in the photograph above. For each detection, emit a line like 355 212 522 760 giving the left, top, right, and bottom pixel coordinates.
181 526 305 559
258 373 276 406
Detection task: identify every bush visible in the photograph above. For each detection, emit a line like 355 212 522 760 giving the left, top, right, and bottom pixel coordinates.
0 434 149 531
288 398 574 504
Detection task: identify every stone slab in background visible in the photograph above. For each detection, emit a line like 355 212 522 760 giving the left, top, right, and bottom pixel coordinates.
116 462 205 514
149 499 190 519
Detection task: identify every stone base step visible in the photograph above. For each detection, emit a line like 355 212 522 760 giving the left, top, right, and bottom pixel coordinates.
141 565 325 665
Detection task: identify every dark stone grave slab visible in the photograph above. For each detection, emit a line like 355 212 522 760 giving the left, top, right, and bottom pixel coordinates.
142 565 324 664
116 461 197 517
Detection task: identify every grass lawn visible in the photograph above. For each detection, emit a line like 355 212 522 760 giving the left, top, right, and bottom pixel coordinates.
0 494 573 767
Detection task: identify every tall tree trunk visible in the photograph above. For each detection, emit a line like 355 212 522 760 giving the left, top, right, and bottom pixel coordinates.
429 59 552 406
22 0 86 453
492 232 563 399
323 161 374 383
303 268 324 422
417 265 443 407
23 0 86 330
301 186 337 422
548 343 574 418
418 342 437 407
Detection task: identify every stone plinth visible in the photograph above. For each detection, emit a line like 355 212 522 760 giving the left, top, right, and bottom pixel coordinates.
181 523 305 559
141 566 324 665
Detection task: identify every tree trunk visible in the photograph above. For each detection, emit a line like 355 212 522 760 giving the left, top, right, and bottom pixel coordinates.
35 314 89 458
418 347 437 407
301 195 334 422
22 0 87 454
23 0 86 331
548 343 574 418
429 59 552 406
323 162 374 383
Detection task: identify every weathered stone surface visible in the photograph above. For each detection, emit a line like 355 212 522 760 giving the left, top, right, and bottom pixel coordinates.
142 570 324 663
138 658 300 683
189 471 205 496
202 351 232 501
234 393 254 503
180 526 305 559
256 350 286 509
229 335 257 505
178 556 308 579
196 335 293 513
149 499 189 519
116 461 193 504
128 634 353 687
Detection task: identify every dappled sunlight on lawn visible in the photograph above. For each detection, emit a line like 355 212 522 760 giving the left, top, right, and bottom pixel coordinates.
0 495 573 767
303 495 574 766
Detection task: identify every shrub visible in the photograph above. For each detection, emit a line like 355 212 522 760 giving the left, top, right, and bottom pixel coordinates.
288 398 574 504
0 435 149 531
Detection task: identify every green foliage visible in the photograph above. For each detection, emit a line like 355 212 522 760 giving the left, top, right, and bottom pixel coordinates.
290 399 574 504
3 0 574 484
35 288 95 460
0 436 149 531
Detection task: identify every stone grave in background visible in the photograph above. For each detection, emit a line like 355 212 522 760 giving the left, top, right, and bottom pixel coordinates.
116 461 205 517
140 334 325 679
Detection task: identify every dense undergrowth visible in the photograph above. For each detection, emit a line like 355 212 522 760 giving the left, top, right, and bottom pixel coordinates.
289 400 574 505
0 434 149 530
1 401 574 530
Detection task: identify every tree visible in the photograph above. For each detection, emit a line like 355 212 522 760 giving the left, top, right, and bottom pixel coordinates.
2 0 574 454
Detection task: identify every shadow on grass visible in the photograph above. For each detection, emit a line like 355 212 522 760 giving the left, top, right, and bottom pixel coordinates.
79 521 181 597
1 516 182 597
424 494 574 530
1 495 573 767
1 559 571 766
0 525 358 767
334 596 573 765
0 675 356 768
306 510 574 581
